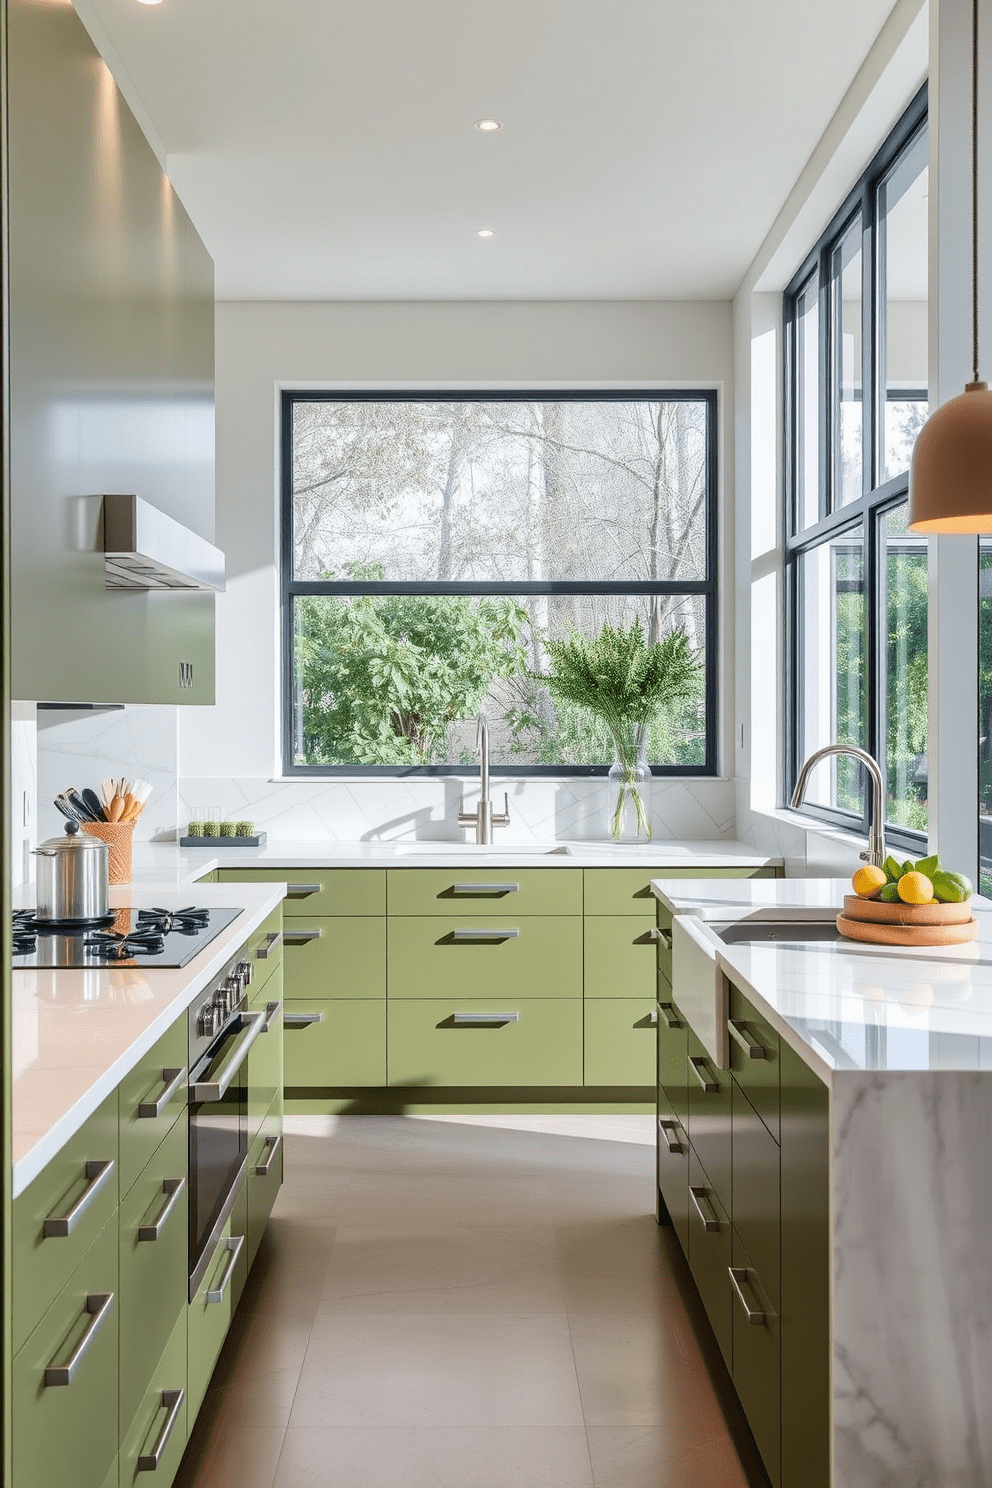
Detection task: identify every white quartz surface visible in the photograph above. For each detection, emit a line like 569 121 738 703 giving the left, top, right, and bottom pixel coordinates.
133 837 782 875
11 881 286 1197
651 875 851 917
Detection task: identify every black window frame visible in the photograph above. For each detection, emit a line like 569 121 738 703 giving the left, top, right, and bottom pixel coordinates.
784 84 928 850
280 388 719 778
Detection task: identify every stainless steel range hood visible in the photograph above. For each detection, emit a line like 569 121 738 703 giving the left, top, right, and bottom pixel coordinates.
103 494 226 592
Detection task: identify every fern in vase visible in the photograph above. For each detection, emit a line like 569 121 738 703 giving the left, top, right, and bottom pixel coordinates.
539 621 702 840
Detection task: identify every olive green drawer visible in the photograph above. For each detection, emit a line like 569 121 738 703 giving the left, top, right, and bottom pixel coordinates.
387 867 582 917
728 982 780 1143
731 1229 781 1488
731 1082 781 1310
13 1091 119 1355
583 999 656 1086
281 917 385 999
686 1029 732 1217
119 1119 188 1433
387 999 583 1087
250 959 282 1009
218 867 386 917
13 1214 119 1488
656 1108 690 1254
187 1203 247 1420
656 998 688 1122
119 1017 187 1200
687 1149 732 1371
387 916 582 1000
120 1308 187 1488
246 904 284 992
585 866 777 917
247 1100 283 1268
248 995 283 1136
283 998 386 1088
584 915 658 998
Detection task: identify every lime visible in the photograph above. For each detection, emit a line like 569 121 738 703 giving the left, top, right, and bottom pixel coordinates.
879 883 901 903
931 871 973 903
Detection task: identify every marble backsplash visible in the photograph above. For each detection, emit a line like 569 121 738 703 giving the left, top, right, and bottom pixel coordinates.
37 704 179 845
10 702 38 887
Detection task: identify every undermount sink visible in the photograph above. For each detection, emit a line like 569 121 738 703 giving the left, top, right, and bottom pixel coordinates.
382 842 573 856
715 918 843 946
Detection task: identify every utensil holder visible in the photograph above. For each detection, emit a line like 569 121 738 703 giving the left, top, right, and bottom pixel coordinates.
81 821 134 884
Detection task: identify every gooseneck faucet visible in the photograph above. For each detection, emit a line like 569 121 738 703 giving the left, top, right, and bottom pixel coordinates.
458 712 510 845
791 744 886 867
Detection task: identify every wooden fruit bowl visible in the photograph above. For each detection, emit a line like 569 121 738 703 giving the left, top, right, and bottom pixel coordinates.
836 912 979 948
842 893 972 926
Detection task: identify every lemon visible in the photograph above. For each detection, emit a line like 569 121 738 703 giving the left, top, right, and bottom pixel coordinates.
897 871 934 905
852 864 887 898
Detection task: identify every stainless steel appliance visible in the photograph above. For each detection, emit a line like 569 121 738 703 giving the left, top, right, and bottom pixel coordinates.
32 821 108 922
187 952 275 1299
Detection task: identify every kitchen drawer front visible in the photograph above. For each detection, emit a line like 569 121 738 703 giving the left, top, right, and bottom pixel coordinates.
119 1016 187 1199
656 998 688 1123
187 1206 247 1420
585 866 777 917
281 916 385 999
283 998 386 1088
388 867 581 917
247 1100 284 1268
584 999 656 1086
13 1091 119 1355
731 1230 781 1488
728 982 780 1143
119 1309 187 1488
13 1214 119 1488
656 916 673 989
248 995 283 1135
656 1110 690 1255
119 1119 189 1433
387 916 582 1001
387 999 583 1088
246 905 284 991
218 867 386 917
731 1082 781 1309
687 1150 732 1370
584 915 658 998
685 1029 732 1216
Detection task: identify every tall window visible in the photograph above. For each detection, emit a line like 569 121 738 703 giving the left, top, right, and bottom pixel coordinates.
281 392 717 775
785 88 928 844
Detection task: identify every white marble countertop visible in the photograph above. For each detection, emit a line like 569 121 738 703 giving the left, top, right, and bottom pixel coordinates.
651 875 851 918
11 881 286 1198
133 837 782 876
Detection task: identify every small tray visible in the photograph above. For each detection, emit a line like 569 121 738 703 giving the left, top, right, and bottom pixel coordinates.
179 833 267 848
842 893 972 926
837 912 979 947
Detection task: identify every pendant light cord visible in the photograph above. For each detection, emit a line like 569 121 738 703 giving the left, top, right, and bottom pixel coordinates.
974 0 981 384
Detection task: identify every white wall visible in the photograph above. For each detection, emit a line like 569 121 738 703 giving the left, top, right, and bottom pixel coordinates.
177 299 738 841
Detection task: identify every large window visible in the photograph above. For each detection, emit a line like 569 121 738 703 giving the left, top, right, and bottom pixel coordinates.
281 392 717 775
785 87 928 843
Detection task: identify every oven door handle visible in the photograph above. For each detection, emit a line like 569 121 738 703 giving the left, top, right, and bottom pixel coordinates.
189 1011 266 1102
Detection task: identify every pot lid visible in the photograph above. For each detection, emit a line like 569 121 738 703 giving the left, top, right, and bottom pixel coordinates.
37 822 108 853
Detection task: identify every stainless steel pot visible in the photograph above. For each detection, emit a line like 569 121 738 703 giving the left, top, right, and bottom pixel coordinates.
33 822 109 921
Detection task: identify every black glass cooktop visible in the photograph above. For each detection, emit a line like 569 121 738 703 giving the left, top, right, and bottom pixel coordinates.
12 906 243 969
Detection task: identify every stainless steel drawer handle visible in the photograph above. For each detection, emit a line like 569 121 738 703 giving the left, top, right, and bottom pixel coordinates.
648 1009 658 1025
450 928 519 941
261 1000 282 1033
650 927 673 949
138 1388 185 1471
451 1011 520 1024
284 1011 324 1028
689 1185 720 1232
190 1012 266 1101
44 1159 115 1238
138 1066 187 1119
286 883 322 897
206 1234 245 1304
728 1019 766 1060
256 930 282 960
658 1002 681 1030
285 928 321 943
256 1134 283 1176
44 1292 114 1385
689 1056 719 1094
451 882 519 895
138 1177 186 1242
658 1118 682 1155
729 1266 766 1326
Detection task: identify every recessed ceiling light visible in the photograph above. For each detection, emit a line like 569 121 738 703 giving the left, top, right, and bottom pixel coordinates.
476 229 496 238
474 119 502 132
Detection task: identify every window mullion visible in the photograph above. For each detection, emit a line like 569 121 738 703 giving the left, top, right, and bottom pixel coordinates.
818 248 831 522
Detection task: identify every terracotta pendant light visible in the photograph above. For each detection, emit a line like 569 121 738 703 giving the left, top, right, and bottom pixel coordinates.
909 0 992 532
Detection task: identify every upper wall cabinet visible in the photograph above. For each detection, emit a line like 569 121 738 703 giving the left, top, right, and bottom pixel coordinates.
8 0 217 705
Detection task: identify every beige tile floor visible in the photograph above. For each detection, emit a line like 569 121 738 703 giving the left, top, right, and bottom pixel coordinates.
175 1116 767 1488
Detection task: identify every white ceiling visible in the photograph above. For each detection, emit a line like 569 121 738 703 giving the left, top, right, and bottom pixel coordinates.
82 0 901 301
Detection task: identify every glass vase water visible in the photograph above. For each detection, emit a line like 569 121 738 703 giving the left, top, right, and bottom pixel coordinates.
608 725 652 841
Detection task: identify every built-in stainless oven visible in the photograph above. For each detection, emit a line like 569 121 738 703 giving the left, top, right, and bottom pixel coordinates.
187 954 263 1299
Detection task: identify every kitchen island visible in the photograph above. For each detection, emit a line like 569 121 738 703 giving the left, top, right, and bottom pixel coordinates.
652 876 992 1488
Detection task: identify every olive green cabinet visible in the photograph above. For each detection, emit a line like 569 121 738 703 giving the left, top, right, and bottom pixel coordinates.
687 1151 732 1370
583 999 656 1085
387 999 583 1088
387 916 582 1002
119 1311 188 1488
283 999 386 1088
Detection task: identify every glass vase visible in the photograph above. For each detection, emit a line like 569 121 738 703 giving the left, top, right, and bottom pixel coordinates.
608 726 652 842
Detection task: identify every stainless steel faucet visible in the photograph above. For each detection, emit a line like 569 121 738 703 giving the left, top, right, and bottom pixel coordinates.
458 712 510 845
791 744 886 867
